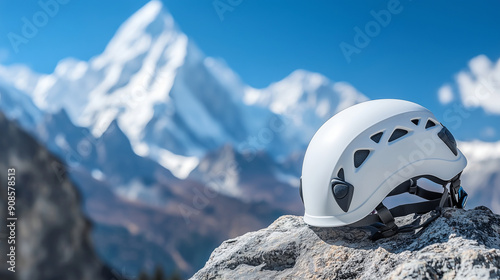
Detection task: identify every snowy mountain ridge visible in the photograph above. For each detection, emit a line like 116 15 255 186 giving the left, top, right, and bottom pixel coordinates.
0 1 497 212
459 141 500 212
0 0 367 179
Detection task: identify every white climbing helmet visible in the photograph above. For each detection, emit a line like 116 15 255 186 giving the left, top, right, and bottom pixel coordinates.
300 99 468 239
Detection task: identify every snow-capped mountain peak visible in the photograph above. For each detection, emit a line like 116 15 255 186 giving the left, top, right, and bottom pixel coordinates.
246 69 367 119
0 1 368 180
24 0 190 139
100 0 174 60
242 69 368 148
0 64 41 95
244 70 329 114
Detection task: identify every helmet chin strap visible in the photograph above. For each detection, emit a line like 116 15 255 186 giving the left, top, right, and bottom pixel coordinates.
349 174 467 241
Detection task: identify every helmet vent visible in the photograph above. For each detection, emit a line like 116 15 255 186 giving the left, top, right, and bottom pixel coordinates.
370 132 384 143
425 119 437 129
411 118 420 126
388 129 409 142
354 150 370 168
337 168 345 180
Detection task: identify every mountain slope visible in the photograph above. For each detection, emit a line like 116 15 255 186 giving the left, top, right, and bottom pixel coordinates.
35 108 292 277
71 163 288 277
0 113 118 280
191 144 303 211
0 74 42 132
459 141 500 213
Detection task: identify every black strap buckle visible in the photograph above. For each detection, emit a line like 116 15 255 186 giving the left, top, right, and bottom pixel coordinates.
370 204 399 240
451 177 461 192
370 223 398 240
408 179 417 194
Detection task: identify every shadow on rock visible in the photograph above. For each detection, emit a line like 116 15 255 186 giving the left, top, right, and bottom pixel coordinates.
310 206 500 253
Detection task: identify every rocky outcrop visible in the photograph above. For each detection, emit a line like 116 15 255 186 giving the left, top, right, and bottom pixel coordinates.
193 207 500 280
0 114 119 280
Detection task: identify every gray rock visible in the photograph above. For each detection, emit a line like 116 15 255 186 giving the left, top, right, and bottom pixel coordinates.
192 207 500 280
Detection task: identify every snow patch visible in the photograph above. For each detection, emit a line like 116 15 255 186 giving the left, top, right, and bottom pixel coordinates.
157 149 199 179
133 142 150 157
91 169 105 181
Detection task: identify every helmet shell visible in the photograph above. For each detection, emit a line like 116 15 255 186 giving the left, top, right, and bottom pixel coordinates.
302 99 467 227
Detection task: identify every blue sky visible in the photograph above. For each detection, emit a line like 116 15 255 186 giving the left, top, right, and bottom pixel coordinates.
1 0 499 140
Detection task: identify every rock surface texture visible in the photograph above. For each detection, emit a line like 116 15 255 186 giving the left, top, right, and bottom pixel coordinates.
192 207 500 280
